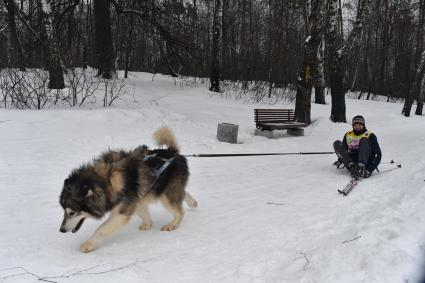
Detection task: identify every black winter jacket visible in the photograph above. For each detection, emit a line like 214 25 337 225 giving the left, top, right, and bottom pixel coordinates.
342 131 382 171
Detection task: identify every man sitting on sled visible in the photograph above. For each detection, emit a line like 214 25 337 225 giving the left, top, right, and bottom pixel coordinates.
333 115 382 180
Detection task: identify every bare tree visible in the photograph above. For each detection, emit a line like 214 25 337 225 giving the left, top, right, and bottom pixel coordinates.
4 0 25 70
209 0 222 92
295 0 328 124
415 0 425 116
123 0 135 79
403 0 425 117
416 61 425 115
403 50 425 116
41 0 65 89
416 65 425 115
94 0 115 79
314 36 326 104
327 0 372 122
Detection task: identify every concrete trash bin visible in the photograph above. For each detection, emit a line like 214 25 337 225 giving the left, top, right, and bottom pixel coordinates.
217 123 239 143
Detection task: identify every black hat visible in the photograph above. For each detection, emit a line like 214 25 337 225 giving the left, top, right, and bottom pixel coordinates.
352 115 365 126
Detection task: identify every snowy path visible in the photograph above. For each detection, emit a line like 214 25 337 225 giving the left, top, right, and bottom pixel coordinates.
0 73 424 282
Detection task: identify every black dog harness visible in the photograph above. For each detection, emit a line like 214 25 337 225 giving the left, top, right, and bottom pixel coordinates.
137 153 176 198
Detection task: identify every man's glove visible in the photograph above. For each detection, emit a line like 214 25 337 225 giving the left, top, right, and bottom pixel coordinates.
363 169 372 178
333 160 345 169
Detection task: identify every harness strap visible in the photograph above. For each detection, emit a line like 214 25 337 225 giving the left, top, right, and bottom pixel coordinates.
143 153 157 161
137 154 176 198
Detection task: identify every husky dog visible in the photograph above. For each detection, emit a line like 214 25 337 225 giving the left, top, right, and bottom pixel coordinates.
59 127 197 253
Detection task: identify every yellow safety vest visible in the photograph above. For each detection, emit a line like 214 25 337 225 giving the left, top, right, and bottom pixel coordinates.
345 130 372 151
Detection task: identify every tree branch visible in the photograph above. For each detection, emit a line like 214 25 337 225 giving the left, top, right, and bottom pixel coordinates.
337 0 373 59
0 24 8 35
342 235 362 244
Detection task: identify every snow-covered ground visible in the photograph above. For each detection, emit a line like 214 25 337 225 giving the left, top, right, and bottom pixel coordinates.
1 72 424 283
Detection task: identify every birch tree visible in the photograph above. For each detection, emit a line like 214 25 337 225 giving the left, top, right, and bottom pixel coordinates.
295 0 328 124
40 0 64 89
327 0 372 122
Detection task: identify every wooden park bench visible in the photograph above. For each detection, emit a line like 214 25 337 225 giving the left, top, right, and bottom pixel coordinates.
254 109 308 137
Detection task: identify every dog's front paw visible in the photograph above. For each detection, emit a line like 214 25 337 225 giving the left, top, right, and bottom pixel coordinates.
161 224 177 231
80 241 96 253
139 223 153 231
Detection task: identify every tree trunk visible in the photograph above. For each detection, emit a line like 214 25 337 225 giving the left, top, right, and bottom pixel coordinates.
209 0 222 92
94 0 115 79
402 97 414 117
314 36 326 104
416 74 424 115
414 1 425 115
402 51 425 117
283 2 290 85
295 0 327 124
415 0 424 67
379 0 390 96
124 1 135 79
5 0 25 71
328 0 372 122
295 61 313 124
41 0 65 89
328 52 346 122
338 0 344 40
221 0 228 79
304 0 325 105
267 0 274 98
414 51 425 115
327 0 346 122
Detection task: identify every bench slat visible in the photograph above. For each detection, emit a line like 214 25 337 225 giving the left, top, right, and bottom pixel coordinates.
255 114 293 116
256 120 295 123
256 117 294 121
254 109 306 130
255 114 294 116
257 122 307 130
254 109 294 112
256 118 294 120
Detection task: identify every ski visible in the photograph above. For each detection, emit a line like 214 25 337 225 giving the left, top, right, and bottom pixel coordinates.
338 163 401 196
377 163 402 173
338 178 358 196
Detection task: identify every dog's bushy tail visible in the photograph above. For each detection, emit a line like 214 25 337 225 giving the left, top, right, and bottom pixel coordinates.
185 192 198 208
153 126 180 152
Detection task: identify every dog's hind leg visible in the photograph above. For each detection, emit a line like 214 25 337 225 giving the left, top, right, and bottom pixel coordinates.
160 195 184 231
136 203 153 231
80 208 131 253
184 192 198 208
